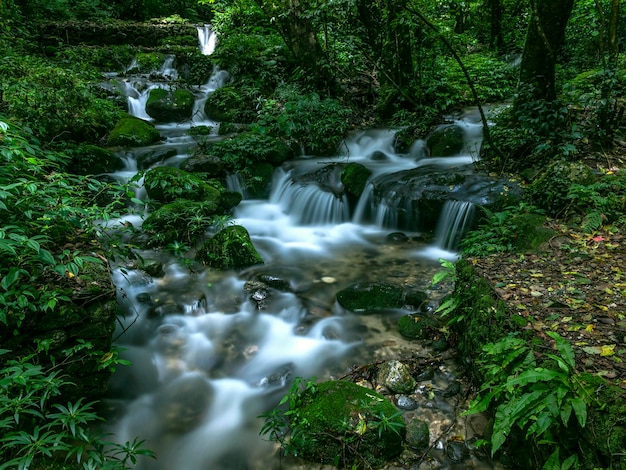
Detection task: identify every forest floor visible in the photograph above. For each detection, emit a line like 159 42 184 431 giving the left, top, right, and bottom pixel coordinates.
469 224 626 388
470 148 626 390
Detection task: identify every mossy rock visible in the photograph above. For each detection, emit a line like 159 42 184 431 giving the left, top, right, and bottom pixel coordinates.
340 162 372 198
509 212 556 251
196 225 263 270
143 166 221 204
425 124 466 157
290 380 405 468
524 160 596 217
204 86 247 122
397 313 440 340
145 88 195 122
107 116 161 147
142 199 220 246
127 52 165 73
336 283 404 312
406 419 430 450
68 144 123 175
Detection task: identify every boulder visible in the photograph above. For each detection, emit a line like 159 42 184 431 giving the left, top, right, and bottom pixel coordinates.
289 380 405 468
145 88 195 122
341 162 372 198
196 225 264 270
143 166 221 204
69 144 123 175
107 116 161 147
425 124 465 157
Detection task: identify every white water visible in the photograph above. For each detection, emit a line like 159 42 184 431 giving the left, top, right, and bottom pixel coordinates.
102 27 495 470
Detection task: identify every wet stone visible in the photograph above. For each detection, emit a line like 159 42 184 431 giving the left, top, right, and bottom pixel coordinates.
396 395 418 410
405 419 430 450
377 360 416 394
387 232 409 243
415 368 435 382
446 440 469 463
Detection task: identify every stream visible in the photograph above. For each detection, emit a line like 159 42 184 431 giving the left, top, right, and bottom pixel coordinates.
101 25 502 470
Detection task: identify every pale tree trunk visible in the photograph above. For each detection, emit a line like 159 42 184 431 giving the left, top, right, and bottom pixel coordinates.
518 0 575 102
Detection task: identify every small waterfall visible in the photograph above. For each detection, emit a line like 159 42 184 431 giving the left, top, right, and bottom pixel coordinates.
158 55 178 80
434 200 476 250
197 24 217 55
271 169 350 225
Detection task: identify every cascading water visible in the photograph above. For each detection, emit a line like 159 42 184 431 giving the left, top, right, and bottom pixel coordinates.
101 26 504 470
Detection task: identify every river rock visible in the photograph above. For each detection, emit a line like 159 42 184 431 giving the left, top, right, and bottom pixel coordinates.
145 88 195 122
397 313 440 340
196 225 264 270
289 380 405 468
425 123 465 156
107 116 161 147
340 162 372 198
69 144 123 174
181 154 225 176
405 419 430 450
336 282 403 312
377 360 417 394
141 199 220 246
445 439 469 463
396 395 418 410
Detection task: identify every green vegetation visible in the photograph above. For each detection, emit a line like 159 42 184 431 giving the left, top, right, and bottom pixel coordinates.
259 378 404 469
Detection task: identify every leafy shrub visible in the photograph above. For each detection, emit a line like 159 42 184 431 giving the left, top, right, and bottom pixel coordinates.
254 86 353 155
0 57 122 142
565 171 626 232
0 350 153 469
466 332 593 468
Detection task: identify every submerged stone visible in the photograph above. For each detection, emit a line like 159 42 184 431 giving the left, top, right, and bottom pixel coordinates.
397 313 440 340
290 380 405 468
406 419 430 450
377 360 416 394
336 282 404 312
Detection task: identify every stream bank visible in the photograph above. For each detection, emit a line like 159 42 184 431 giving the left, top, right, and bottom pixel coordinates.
451 222 626 469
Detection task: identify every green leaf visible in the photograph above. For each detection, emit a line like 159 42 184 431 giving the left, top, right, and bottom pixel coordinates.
546 331 575 370
569 397 587 428
504 368 563 387
542 449 560 470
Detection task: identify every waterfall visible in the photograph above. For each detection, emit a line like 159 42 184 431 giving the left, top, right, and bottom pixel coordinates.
197 24 217 55
434 200 476 250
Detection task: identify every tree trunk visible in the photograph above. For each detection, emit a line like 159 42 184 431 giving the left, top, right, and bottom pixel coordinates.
488 0 503 51
383 0 413 89
518 0 575 101
252 0 335 93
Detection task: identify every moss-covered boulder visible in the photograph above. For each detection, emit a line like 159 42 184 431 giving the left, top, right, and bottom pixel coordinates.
289 380 405 468
204 86 249 122
336 283 404 312
425 124 465 157
68 144 123 175
142 199 220 246
524 160 596 217
213 132 293 169
397 313 440 340
145 88 195 122
196 225 263 270
341 162 372 198
107 116 161 147
243 162 275 199
405 419 430 451
143 166 221 204
181 154 225 177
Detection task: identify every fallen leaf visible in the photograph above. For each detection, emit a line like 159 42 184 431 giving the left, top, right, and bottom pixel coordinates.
601 344 616 357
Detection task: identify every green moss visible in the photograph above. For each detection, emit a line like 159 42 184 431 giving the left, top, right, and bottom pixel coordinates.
143 166 221 204
397 314 440 340
142 199 220 246
68 144 123 175
292 380 404 468
145 88 195 122
204 86 248 122
340 162 372 198
107 116 161 147
336 283 403 312
196 225 263 270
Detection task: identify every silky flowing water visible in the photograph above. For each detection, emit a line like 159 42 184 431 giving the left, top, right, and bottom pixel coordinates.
101 26 502 470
